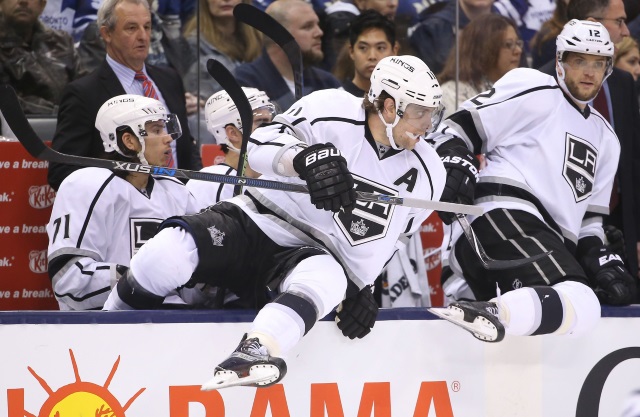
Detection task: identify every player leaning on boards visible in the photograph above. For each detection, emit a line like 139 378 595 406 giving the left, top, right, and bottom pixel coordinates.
47 95 202 310
103 55 456 389
429 20 637 343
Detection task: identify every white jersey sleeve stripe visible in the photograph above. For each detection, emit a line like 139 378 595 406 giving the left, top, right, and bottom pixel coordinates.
76 174 116 247
411 149 435 200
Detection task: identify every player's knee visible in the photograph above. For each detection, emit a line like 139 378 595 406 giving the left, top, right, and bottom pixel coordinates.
553 280 601 336
280 254 347 319
130 226 199 296
498 282 599 337
115 268 165 309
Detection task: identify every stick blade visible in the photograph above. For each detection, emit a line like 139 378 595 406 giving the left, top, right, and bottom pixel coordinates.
482 250 553 270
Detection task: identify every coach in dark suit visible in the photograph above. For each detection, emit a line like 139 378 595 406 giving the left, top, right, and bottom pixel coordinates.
539 0 640 281
47 0 201 191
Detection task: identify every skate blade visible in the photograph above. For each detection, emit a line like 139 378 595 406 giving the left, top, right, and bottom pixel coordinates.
201 364 281 390
429 307 503 343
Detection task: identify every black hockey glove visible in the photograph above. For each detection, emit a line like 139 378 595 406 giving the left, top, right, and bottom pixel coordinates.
436 140 480 225
582 246 637 306
293 143 356 213
604 225 626 261
335 285 379 339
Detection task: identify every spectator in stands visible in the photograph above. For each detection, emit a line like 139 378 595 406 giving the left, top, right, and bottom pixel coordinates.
538 0 640 285
234 0 341 111
156 0 196 34
187 87 275 207
614 36 640 81
493 0 556 56
408 0 497 74
182 0 263 143
335 10 398 98
438 14 522 118
47 0 202 192
0 0 86 114
47 95 202 310
182 0 263 101
530 0 569 69
321 0 398 71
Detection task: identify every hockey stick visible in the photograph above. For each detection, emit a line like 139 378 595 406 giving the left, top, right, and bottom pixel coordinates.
0 85 483 215
234 3 303 100
456 214 552 270
205 59 252 196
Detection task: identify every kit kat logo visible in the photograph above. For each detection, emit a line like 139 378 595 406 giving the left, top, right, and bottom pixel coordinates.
8 349 145 417
28 185 55 209
28 250 47 274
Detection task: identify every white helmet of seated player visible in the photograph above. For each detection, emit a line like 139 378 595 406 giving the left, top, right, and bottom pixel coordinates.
556 19 614 105
95 94 181 166
368 55 444 150
204 87 276 152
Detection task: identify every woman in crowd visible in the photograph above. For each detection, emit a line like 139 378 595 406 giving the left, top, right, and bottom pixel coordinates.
438 14 522 118
614 36 640 81
182 0 262 100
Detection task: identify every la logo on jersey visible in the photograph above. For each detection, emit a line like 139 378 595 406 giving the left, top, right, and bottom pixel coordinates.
129 218 162 255
335 175 396 245
563 133 597 202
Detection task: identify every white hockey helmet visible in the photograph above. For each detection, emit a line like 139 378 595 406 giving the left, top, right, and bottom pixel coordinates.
95 94 181 165
368 55 444 149
204 87 276 152
556 19 614 103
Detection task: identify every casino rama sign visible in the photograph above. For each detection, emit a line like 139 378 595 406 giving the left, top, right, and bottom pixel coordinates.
7 347 638 416
6 349 456 416
575 347 640 416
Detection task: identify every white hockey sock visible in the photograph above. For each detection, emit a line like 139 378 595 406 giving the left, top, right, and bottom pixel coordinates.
249 303 304 357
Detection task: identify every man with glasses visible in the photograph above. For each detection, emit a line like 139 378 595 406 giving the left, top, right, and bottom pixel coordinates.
428 20 636 344
539 0 640 291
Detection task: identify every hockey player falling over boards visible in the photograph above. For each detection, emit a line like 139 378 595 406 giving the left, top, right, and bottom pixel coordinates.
104 55 465 389
429 19 637 343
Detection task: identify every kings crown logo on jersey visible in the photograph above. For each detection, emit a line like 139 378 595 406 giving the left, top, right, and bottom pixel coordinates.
563 134 597 202
335 175 396 246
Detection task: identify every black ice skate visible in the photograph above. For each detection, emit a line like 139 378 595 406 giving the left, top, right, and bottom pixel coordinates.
429 301 505 343
201 334 287 390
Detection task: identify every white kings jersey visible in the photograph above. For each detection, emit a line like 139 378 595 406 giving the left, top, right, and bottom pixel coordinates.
47 167 202 310
186 163 237 208
431 68 620 247
230 89 446 289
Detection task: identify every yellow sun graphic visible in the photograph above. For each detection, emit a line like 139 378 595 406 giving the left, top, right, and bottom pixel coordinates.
26 349 145 417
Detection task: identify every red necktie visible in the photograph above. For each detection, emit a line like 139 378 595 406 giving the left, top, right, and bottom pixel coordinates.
134 71 175 168
592 90 618 211
134 71 159 99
